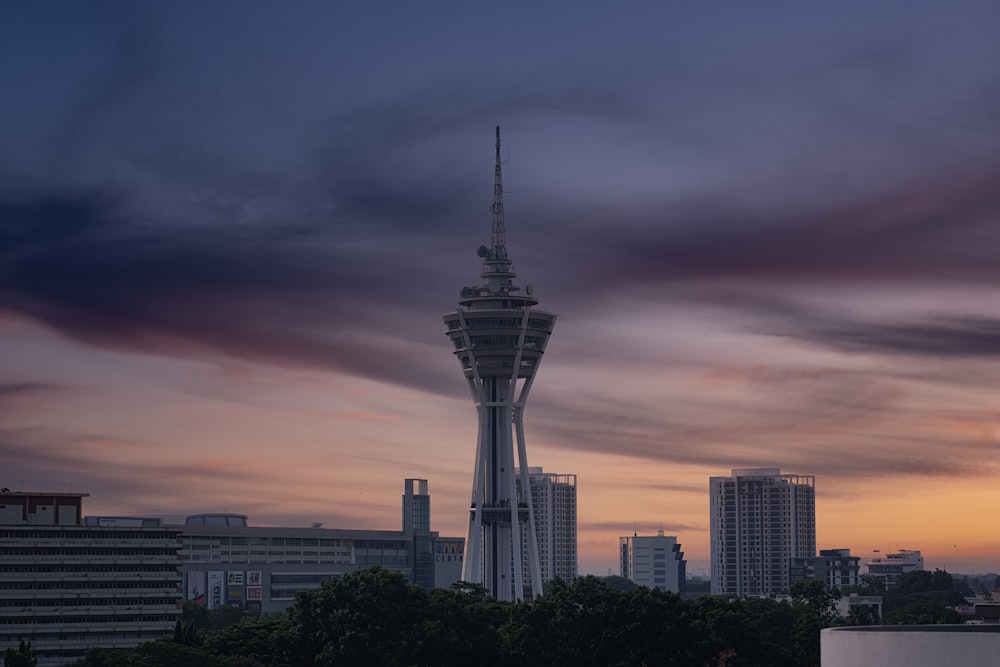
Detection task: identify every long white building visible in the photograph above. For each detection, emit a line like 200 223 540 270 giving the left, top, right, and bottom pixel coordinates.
518 468 577 592
178 479 463 614
0 492 182 667
710 467 816 596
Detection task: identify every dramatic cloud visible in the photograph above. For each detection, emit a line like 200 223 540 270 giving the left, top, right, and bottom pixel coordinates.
5 1 1000 574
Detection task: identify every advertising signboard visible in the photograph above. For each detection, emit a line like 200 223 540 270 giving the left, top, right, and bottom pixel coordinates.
208 571 225 608
186 571 206 606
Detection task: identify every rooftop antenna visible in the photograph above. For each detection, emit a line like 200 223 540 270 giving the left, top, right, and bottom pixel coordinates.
477 125 516 283
491 125 507 262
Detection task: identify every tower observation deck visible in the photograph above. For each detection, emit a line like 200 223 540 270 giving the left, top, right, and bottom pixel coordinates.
443 126 556 601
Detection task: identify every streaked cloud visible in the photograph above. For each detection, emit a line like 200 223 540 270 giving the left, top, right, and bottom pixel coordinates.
4 0 1000 574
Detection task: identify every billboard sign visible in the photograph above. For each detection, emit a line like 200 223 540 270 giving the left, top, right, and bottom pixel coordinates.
186 571 206 606
208 571 225 609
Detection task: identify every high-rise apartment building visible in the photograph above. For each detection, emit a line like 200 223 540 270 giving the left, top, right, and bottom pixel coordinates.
517 468 577 591
710 467 816 596
619 529 686 594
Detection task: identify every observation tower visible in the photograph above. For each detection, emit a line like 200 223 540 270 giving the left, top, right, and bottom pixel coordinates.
443 127 556 601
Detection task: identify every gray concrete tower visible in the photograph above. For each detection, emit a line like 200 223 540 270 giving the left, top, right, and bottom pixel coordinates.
443 127 556 600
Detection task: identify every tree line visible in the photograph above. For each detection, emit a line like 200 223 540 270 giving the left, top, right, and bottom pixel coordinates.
48 566 965 667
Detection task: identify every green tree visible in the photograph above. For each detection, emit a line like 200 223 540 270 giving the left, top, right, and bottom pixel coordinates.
881 569 966 625
69 641 219 667
289 566 428 666
789 578 840 667
684 596 742 666
4 641 36 667
596 575 638 592
131 641 219 666
181 600 252 632
743 597 799 665
181 599 211 630
882 601 962 625
412 582 506 665
202 615 297 667
685 577 712 594
845 603 880 626
174 619 200 646
67 649 132 667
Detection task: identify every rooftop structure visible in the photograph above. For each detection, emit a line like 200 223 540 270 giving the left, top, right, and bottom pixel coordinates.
443 127 556 600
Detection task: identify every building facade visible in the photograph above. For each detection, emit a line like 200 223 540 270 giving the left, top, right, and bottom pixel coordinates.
179 480 463 613
0 492 182 667
619 529 686 594
403 478 433 589
863 549 923 588
443 127 556 601
790 548 861 591
518 468 577 592
180 520 421 613
710 467 816 596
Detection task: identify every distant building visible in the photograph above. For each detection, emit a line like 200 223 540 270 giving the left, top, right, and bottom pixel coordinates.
517 468 577 594
0 492 182 667
619 529 686 594
403 478 433 589
178 479 464 613
710 467 816 596
790 548 861 591
863 549 923 588
434 536 465 588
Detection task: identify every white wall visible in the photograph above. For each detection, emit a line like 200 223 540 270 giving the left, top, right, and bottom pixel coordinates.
822 627 1000 666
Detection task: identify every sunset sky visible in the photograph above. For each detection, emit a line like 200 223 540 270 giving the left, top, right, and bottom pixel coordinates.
4 2 1000 576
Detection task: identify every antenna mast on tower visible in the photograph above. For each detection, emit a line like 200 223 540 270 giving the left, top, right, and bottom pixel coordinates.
490 125 508 263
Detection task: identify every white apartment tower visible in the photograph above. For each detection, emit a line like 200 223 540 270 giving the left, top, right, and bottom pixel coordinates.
518 468 577 590
710 467 816 596
619 529 686 594
443 127 556 601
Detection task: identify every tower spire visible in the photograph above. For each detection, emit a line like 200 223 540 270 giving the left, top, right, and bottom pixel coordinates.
491 125 507 262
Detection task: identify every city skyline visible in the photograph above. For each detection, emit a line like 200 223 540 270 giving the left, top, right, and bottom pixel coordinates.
4 2 1000 576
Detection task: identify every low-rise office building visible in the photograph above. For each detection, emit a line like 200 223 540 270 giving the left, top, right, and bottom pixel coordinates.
0 492 182 667
864 549 923 588
1 480 463 663
790 548 861 591
178 479 464 613
619 529 686 594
